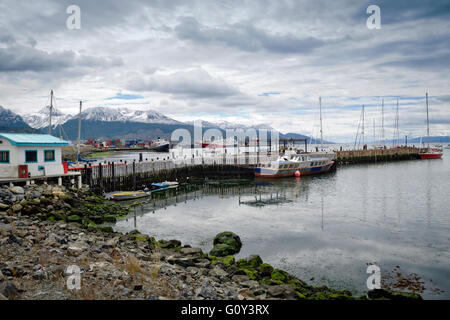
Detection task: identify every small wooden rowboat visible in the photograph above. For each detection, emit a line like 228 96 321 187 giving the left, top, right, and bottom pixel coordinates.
112 191 150 201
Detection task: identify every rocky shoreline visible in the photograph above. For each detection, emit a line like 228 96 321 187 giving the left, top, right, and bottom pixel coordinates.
0 183 422 300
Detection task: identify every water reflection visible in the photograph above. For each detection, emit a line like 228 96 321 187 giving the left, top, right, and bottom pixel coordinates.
114 152 450 299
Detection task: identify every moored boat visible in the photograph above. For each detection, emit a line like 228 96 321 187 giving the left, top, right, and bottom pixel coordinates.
150 137 170 152
112 191 150 201
151 181 179 191
419 93 443 160
419 146 443 159
254 155 334 178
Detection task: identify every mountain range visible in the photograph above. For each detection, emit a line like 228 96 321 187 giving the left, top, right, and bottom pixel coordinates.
1 105 448 144
0 106 38 133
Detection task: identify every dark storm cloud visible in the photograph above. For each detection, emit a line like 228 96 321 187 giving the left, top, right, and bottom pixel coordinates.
127 68 240 99
0 42 123 73
174 17 324 54
376 52 450 71
435 95 450 103
353 0 450 24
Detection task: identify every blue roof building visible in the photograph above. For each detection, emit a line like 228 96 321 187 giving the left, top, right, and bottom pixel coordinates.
0 133 70 179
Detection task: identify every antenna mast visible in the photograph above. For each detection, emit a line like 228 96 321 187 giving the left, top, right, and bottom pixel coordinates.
77 101 82 158
48 89 53 135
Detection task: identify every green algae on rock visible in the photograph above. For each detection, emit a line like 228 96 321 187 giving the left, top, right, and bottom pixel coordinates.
209 231 242 257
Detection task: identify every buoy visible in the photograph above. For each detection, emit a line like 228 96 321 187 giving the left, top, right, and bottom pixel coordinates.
295 170 300 177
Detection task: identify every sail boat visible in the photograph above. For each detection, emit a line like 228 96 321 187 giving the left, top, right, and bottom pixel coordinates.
419 93 443 159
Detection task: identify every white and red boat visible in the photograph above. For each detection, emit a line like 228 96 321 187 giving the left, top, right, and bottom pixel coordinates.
419 93 443 160
419 146 443 159
254 154 334 177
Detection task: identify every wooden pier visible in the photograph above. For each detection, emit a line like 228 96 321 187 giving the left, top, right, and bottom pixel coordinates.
65 146 426 194
70 160 255 193
336 147 421 164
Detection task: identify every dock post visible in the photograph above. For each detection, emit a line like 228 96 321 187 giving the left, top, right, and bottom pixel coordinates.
133 160 136 191
58 177 62 186
78 175 82 189
99 163 103 193
112 161 115 191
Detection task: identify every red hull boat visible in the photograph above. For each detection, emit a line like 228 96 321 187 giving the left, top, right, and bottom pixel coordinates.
419 151 443 159
420 93 444 160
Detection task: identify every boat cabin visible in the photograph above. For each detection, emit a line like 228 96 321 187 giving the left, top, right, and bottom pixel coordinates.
0 133 69 179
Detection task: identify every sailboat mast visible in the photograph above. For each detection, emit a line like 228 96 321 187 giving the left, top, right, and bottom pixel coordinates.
426 92 430 148
381 99 385 147
396 98 400 146
362 105 365 147
319 97 323 149
373 118 376 146
77 101 82 157
48 89 53 135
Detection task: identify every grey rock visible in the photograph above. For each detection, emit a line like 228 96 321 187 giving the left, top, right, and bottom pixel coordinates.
208 266 229 279
0 281 21 299
232 275 249 283
267 285 284 297
267 284 297 299
194 259 211 268
159 239 181 249
180 247 202 256
11 204 23 212
10 186 24 194
7 234 22 245
0 203 9 210
167 255 196 268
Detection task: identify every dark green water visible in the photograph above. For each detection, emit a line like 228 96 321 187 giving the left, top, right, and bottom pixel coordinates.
114 150 450 299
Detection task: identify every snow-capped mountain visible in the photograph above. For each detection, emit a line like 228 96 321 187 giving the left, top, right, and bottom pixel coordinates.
0 106 33 130
188 119 275 131
22 107 71 129
21 106 181 128
72 107 181 125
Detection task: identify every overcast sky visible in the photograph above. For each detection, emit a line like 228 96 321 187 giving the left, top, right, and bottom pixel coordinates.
0 0 449 142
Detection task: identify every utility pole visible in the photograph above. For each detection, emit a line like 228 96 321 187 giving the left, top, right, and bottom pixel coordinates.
77 101 82 158
48 89 53 135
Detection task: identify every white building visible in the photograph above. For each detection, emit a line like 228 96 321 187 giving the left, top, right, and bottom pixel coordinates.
0 133 69 179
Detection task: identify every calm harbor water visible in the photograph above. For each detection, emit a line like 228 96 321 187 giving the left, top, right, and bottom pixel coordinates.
113 149 450 299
